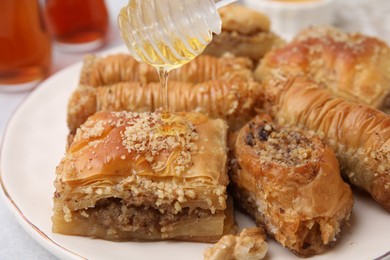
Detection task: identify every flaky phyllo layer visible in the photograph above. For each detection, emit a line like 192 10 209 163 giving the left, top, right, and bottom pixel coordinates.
53 111 232 242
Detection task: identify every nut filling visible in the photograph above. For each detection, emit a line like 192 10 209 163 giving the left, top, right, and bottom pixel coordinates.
79 198 216 235
245 120 317 167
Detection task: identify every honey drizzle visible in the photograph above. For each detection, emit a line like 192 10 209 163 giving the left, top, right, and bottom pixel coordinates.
118 0 218 118
157 67 171 119
117 1 220 172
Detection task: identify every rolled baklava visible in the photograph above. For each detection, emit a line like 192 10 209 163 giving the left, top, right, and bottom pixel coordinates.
230 114 353 256
79 53 253 86
53 111 235 242
67 73 261 136
262 76 390 212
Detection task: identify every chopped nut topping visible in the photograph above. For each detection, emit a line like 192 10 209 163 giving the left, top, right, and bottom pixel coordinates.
116 112 199 174
80 120 105 139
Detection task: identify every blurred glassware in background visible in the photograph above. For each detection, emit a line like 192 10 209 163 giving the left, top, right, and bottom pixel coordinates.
44 0 109 53
0 0 52 92
242 0 336 40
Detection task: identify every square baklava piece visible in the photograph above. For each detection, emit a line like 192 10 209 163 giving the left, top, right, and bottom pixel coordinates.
52 111 234 242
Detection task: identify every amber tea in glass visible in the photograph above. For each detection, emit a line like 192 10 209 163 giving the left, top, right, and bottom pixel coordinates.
44 0 109 52
0 0 52 91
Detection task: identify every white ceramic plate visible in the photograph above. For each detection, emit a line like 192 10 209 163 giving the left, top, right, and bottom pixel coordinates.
1 45 389 260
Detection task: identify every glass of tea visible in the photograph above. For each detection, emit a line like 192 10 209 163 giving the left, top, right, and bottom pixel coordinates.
44 0 109 52
0 0 52 92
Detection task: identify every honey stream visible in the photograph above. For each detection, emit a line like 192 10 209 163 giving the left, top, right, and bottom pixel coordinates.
117 0 224 176
157 67 170 119
118 0 218 121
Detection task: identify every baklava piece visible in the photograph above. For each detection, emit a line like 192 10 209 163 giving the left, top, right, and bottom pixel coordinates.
79 53 253 86
255 26 390 111
53 111 234 242
230 114 353 256
67 72 261 137
204 4 285 61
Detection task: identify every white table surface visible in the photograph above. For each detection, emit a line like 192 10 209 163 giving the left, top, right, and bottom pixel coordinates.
0 0 389 259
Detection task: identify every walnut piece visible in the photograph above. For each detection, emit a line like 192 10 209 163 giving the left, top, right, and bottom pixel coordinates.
204 227 268 260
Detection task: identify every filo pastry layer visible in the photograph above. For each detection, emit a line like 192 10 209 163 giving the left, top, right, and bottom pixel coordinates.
230 114 353 257
262 76 390 212
53 111 235 242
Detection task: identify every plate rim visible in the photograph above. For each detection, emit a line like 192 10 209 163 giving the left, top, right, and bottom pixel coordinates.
0 58 91 260
0 44 128 260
